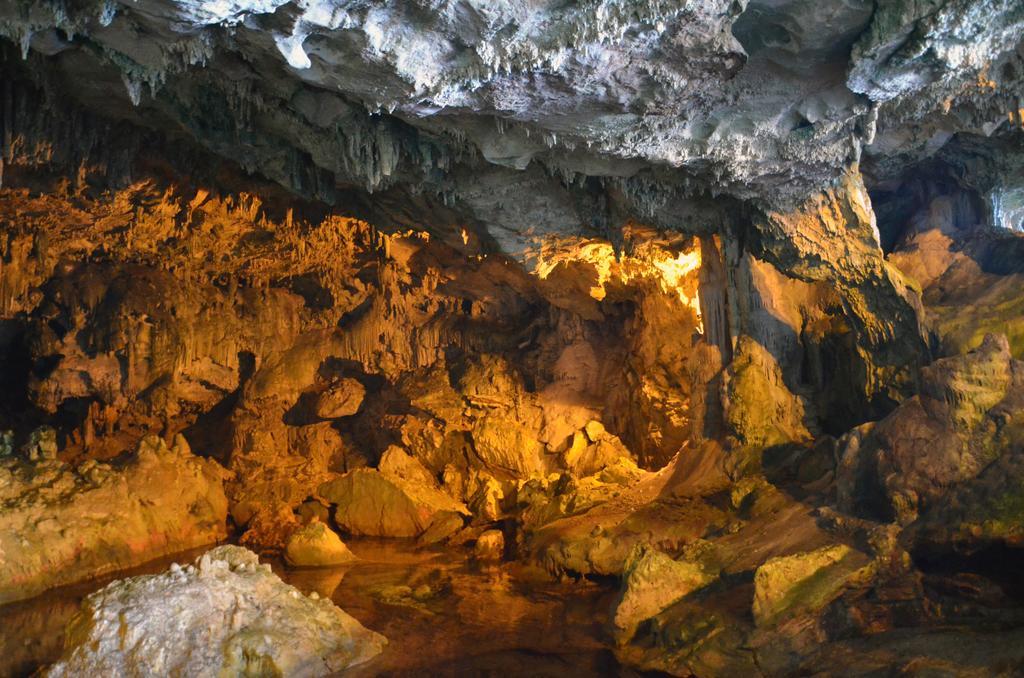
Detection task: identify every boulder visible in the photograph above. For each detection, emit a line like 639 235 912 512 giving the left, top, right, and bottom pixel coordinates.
418 511 466 545
320 468 469 538
564 430 635 478
45 546 385 677
612 545 718 645
0 434 230 604
285 520 357 567
584 420 607 442
468 475 505 522
752 544 865 627
474 529 505 561
906 442 1024 555
377 445 437 488
837 334 1023 525
471 415 546 477
314 378 366 419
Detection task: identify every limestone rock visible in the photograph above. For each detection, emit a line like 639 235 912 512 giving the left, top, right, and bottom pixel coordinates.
417 511 466 545
837 334 1022 525
468 475 506 522
750 170 928 421
584 420 606 442
0 434 230 604
564 426 637 478
44 546 385 677
378 445 438 488
612 545 718 645
228 395 348 550
471 415 546 478
314 378 366 419
527 454 723 578
297 500 331 525
752 544 864 627
723 337 811 448
319 468 469 538
474 530 505 561
20 426 57 462
285 520 357 568
7 0 1018 231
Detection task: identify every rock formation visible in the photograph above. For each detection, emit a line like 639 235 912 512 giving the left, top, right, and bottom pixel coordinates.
0 433 229 604
611 544 718 645
0 0 1022 674
45 545 385 677
284 519 357 567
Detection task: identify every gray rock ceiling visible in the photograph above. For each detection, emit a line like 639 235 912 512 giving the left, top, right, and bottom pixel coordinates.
1 0 1022 249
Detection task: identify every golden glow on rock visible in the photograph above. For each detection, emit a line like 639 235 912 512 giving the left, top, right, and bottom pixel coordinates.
534 240 617 300
533 235 703 331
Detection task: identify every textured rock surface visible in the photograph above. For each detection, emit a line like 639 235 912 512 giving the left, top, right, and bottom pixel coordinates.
285 519 357 567
313 378 366 419
837 334 1022 526
44 545 385 677
320 467 470 538
751 544 864 627
0 433 229 604
0 1 1023 674
0 173 733 551
611 544 717 645
1 0 1021 246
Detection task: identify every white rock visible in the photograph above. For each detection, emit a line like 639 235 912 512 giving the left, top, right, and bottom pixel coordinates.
45 545 386 677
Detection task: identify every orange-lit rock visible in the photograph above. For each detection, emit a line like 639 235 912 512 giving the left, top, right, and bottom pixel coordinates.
474 529 505 561
313 378 366 419
285 520 357 567
611 544 718 645
2 57 1024 676
0 434 229 604
319 467 469 539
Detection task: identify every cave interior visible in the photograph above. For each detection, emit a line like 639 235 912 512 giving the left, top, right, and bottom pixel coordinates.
1 0 1024 675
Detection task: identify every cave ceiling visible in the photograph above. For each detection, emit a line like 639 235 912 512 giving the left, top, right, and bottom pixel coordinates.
1 0 1022 255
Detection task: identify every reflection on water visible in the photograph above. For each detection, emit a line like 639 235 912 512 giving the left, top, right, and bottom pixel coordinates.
0 545 213 678
0 540 638 677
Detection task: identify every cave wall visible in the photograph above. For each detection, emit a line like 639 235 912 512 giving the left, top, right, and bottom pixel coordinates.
1 0 1022 557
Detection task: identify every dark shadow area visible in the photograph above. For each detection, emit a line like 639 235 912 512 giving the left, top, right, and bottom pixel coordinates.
182 351 255 462
915 542 1024 606
0 319 49 438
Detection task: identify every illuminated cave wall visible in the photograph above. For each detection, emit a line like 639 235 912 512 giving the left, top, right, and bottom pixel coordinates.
1 3 1024 674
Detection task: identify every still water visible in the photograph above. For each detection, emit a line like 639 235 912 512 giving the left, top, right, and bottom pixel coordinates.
0 540 643 677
